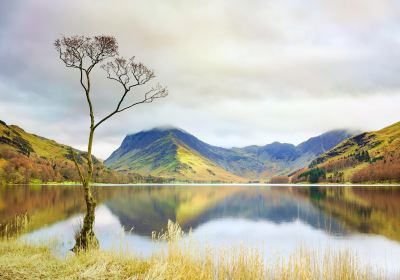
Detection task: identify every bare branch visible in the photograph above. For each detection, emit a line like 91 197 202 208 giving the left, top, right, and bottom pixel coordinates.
101 57 155 90
54 36 88 69
55 35 120 132
94 84 168 130
54 35 118 72
118 84 168 113
55 35 168 163
92 56 166 130
87 36 119 70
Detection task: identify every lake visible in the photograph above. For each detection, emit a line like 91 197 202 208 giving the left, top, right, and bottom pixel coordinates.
1 184 400 277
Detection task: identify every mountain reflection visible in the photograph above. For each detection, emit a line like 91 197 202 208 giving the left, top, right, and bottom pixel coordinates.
1 185 400 241
105 187 347 235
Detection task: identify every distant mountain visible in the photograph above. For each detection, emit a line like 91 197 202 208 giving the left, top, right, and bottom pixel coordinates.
297 129 358 155
241 142 300 161
291 121 400 183
233 130 356 178
105 127 355 181
105 128 251 182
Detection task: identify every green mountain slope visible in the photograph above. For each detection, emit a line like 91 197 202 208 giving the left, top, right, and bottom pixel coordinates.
105 129 246 182
292 121 400 183
0 120 134 184
105 127 354 181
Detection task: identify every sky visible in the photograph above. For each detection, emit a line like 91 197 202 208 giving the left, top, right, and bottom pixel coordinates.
1 0 400 159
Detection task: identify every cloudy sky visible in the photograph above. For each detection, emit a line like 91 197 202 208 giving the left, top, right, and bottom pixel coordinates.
1 0 400 159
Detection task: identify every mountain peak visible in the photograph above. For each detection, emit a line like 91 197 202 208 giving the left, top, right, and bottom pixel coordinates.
133 125 186 135
104 125 248 182
297 129 357 155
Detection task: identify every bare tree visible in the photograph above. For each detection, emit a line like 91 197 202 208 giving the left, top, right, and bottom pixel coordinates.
55 36 167 251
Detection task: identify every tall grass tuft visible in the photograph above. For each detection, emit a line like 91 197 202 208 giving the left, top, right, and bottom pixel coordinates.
0 212 30 239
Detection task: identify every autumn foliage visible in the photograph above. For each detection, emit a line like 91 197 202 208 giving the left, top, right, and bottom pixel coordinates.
351 152 400 183
0 146 135 184
269 176 289 184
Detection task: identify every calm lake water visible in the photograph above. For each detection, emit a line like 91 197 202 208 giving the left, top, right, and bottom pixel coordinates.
1 184 400 276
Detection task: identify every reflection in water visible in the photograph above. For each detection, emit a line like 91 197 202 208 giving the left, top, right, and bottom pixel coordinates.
1 185 400 276
104 187 348 236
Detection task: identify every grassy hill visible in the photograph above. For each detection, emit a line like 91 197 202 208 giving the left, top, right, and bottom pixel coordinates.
0 120 140 184
291 121 400 183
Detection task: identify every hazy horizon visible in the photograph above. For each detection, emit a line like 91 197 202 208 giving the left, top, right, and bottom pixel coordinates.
1 0 400 159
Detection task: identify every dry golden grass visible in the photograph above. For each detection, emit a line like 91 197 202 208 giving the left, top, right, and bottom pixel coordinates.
0 221 386 280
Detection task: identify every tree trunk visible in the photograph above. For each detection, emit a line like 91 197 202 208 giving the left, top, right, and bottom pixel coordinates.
73 127 99 252
73 181 99 252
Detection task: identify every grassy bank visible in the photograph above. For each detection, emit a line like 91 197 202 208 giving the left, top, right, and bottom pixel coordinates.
0 240 382 280
0 219 385 280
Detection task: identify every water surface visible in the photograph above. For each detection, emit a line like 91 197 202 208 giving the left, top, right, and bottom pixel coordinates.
1 184 400 276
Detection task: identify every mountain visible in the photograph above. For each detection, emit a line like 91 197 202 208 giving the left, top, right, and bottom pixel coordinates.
297 129 358 155
291 121 400 183
105 127 355 181
0 120 137 184
232 129 356 178
105 128 251 182
240 142 300 161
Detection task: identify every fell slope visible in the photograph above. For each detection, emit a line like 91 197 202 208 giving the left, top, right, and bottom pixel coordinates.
0 120 132 184
292 121 400 183
106 128 354 181
105 128 247 182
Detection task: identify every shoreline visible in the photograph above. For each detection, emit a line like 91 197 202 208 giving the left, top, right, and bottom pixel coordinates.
4 182 400 187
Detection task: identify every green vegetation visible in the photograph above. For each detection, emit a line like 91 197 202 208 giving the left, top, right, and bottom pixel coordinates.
292 121 400 183
298 168 326 183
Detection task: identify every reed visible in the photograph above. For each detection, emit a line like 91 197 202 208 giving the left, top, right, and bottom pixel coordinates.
0 212 30 239
0 220 386 280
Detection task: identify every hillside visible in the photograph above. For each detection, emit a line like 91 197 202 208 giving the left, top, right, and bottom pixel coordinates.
0 120 141 184
105 128 248 182
105 127 354 181
234 130 356 178
291 121 400 183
